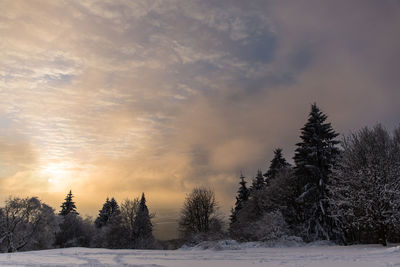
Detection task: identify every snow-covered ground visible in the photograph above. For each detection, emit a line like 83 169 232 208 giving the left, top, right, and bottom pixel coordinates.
0 244 399 267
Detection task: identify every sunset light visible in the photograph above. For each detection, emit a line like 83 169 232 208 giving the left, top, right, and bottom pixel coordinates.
1 1 399 255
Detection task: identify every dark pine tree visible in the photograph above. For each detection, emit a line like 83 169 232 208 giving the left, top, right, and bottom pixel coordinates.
133 193 154 248
293 103 340 241
56 191 92 248
248 170 266 219
95 197 120 228
109 198 120 216
250 170 265 191
264 148 291 183
59 190 78 216
95 197 110 228
230 173 250 226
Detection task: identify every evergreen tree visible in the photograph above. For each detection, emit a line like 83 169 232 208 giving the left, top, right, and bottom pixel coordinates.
230 173 250 226
95 198 110 228
248 170 265 219
230 169 298 241
95 197 120 228
264 148 290 182
56 192 93 248
109 198 120 216
250 170 265 191
55 213 93 248
133 193 154 248
293 103 340 241
59 190 78 216
92 197 126 248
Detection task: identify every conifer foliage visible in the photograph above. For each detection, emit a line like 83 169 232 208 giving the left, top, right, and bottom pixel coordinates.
95 197 120 228
3 102 400 252
230 173 250 226
264 148 290 182
293 103 340 241
251 170 265 191
132 193 154 248
59 190 78 216
56 191 92 248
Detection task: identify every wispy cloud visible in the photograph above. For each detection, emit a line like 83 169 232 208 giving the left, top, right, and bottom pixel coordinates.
0 1 399 237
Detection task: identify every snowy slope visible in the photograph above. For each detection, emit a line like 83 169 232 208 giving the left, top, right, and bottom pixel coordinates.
0 244 399 267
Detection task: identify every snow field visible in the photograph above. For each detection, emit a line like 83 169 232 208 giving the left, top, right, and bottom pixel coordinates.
0 244 399 267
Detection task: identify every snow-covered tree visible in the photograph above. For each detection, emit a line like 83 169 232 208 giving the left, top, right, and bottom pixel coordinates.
132 193 155 248
328 125 400 245
293 103 340 241
230 173 250 226
264 148 291 182
0 197 58 252
59 190 78 216
234 211 291 242
231 168 298 241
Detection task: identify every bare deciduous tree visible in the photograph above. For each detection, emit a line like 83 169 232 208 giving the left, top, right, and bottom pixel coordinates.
179 187 219 237
120 198 139 241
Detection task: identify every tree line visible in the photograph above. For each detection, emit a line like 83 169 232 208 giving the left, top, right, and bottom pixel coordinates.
179 103 400 246
1 103 399 252
0 191 155 252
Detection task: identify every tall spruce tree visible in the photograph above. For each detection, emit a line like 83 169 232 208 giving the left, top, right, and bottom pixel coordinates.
293 103 340 241
230 173 250 226
264 148 290 183
133 193 154 248
56 191 93 248
59 190 78 216
250 170 265 191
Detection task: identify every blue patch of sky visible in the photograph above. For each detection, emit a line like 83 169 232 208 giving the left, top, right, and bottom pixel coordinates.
228 43 314 99
42 74 74 83
232 33 277 63
291 46 313 71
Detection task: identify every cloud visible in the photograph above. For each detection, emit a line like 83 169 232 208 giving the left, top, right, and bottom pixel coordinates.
0 0 399 239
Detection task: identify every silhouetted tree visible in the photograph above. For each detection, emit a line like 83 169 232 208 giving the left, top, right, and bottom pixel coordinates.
230 173 250 227
55 214 93 248
132 193 155 248
55 192 93 248
59 190 78 216
264 148 291 182
179 187 218 237
120 198 140 244
95 197 120 228
294 103 340 241
250 170 265 191
92 197 126 248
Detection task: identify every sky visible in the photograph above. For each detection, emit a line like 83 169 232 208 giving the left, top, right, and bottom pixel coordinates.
1 0 400 239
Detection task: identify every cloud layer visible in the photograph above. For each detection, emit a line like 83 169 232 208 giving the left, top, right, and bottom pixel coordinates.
1 0 399 238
